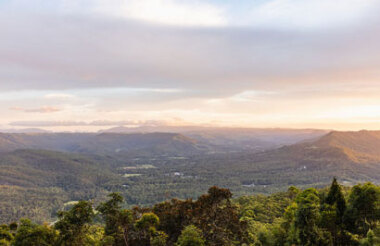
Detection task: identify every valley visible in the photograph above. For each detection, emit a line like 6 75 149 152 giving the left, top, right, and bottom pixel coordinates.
1 128 380 223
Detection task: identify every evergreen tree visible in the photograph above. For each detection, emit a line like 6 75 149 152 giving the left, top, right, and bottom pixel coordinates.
344 183 380 235
13 219 58 246
326 177 347 224
322 178 348 245
97 193 133 245
0 224 13 246
55 201 94 246
295 188 330 246
177 225 205 246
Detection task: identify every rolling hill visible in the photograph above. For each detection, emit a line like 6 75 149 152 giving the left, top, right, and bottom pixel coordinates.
101 126 328 151
1 129 380 224
240 130 380 187
312 130 380 163
0 129 328 155
265 130 380 164
0 132 207 155
0 149 120 223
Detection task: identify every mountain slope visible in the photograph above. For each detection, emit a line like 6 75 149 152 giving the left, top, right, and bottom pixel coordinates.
0 150 119 223
312 130 380 163
233 130 380 188
0 132 207 155
101 126 328 151
1 130 380 224
74 133 207 155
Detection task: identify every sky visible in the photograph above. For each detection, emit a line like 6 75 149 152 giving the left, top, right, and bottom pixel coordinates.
1 0 380 131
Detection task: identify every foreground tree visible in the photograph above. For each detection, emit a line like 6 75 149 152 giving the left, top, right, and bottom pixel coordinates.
97 193 134 245
0 224 14 246
344 183 380 235
13 219 58 246
193 186 247 245
177 225 205 246
325 178 347 224
55 201 94 246
321 178 348 245
295 188 330 245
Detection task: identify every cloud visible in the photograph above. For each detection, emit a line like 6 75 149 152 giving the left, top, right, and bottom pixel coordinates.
9 119 168 127
1 1 380 130
0 5 379 94
102 0 227 27
0 20 372 94
44 93 74 99
10 106 62 113
247 0 378 29
2 0 227 27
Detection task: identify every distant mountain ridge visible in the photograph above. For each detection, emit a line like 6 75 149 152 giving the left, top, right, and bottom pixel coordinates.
0 132 205 156
312 130 380 163
255 130 380 166
1 130 380 162
1 129 380 223
100 126 328 152
0 128 329 155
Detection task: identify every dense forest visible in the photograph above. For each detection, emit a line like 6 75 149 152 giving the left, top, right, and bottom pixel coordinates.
0 178 379 245
2 131 380 224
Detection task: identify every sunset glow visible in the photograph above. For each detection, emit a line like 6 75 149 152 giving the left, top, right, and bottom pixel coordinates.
1 0 380 131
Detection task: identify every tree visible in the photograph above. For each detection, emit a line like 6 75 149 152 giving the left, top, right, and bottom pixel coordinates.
193 186 246 245
13 219 58 246
97 193 133 245
150 231 168 246
326 178 347 224
344 183 380 235
177 225 205 246
132 213 163 246
280 202 299 245
295 188 329 246
55 201 94 245
0 224 13 246
135 213 160 235
321 178 347 245
153 198 194 243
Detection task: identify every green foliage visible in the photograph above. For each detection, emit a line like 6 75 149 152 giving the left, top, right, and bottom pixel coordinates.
135 213 160 230
177 225 205 246
344 183 380 235
0 224 13 245
13 219 58 246
96 192 132 245
295 188 326 245
0 179 379 245
326 177 347 223
320 178 349 245
55 201 95 245
151 231 168 246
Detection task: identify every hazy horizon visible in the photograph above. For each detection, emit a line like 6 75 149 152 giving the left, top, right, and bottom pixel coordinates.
1 0 380 131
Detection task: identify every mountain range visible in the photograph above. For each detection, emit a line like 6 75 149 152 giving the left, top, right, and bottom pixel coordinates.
0 127 328 154
1 128 380 223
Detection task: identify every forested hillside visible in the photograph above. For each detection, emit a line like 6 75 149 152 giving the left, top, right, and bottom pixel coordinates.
0 133 207 155
0 150 120 223
0 128 329 155
0 179 379 245
313 130 380 163
1 130 380 224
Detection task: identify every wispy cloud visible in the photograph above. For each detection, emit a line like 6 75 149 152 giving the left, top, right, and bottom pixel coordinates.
9 119 167 127
44 93 75 99
10 106 62 113
247 0 378 29
105 0 227 27
1 0 380 130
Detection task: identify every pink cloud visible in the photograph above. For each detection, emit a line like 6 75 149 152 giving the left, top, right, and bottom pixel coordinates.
10 106 62 113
